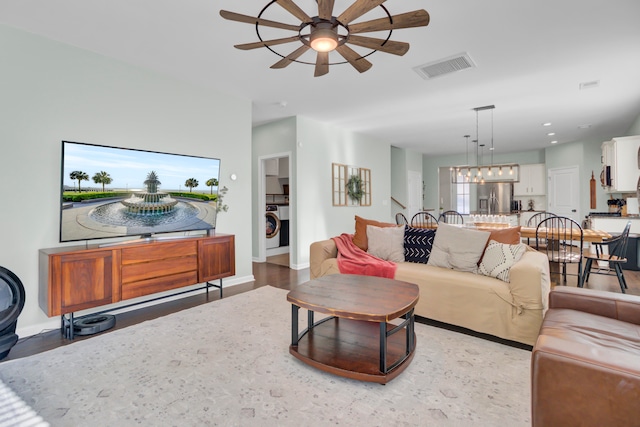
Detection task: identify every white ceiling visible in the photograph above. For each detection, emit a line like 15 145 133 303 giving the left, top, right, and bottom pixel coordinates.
1 0 639 156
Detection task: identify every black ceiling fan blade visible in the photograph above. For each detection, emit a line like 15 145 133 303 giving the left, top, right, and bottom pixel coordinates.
346 35 409 56
235 36 301 50
335 44 373 73
349 10 430 34
318 0 336 20
271 45 311 69
220 10 300 32
337 0 387 25
275 0 312 22
314 51 330 77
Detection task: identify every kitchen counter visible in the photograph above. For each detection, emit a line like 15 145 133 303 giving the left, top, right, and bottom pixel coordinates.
590 216 640 234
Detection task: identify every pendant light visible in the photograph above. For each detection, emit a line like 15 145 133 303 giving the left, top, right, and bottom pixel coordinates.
450 105 519 184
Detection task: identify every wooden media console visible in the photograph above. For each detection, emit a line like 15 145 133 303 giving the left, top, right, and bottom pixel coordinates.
39 234 235 337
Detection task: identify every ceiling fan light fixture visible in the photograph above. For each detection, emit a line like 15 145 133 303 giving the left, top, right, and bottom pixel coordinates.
220 2 430 76
310 23 338 52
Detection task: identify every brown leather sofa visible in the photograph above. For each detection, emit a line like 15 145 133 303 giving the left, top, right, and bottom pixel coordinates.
531 286 640 426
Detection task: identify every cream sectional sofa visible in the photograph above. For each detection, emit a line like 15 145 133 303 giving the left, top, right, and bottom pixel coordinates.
310 234 551 346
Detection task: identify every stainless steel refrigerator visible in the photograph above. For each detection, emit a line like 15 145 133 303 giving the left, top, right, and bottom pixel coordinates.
476 183 513 214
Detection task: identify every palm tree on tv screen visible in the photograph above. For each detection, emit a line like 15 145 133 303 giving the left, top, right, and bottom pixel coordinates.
206 178 218 195
185 178 199 193
92 171 113 192
70 170 89 192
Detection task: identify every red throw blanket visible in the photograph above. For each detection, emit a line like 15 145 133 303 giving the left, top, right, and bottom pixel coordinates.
331 233 397 279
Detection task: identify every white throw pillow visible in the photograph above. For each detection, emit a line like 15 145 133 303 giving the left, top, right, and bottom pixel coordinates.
366 225 405 262
478 240 527 282
427 223 490 273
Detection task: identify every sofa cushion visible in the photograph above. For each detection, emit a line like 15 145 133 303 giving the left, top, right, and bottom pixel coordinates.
353 215 398 251
478 240 527 282
404 226 435 264
488 226 522 245
366 225 405 262
479 226 522 264
427 223 491 272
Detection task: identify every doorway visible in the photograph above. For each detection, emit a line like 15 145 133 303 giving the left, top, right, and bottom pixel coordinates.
259 153 292 267
548 165 580 222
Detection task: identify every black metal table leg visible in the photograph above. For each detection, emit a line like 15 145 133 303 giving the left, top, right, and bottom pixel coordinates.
380 321 388 374
291 305 300 346
308 310 314 330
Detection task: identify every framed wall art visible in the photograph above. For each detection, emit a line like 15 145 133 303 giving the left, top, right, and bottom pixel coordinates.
332 163 371 206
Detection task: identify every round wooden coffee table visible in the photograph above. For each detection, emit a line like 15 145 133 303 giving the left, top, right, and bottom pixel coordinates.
287 274 419 384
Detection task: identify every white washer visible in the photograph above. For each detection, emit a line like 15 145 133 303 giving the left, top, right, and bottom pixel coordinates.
266 205 281 249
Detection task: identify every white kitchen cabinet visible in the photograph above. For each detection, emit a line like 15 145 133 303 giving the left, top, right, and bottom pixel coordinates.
264 158 278 176
278 157 289 178
514 163 546 196
602 135 640 193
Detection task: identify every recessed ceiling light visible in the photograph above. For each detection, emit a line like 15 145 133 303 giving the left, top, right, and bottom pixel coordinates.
550 140 558 144
542 122 552 127
547 132 556 136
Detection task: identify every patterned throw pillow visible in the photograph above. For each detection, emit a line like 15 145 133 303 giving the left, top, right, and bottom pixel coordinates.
478 240 527 282
404 226 436 264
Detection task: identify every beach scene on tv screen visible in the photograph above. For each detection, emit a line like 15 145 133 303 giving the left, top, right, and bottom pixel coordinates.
60 142 221 242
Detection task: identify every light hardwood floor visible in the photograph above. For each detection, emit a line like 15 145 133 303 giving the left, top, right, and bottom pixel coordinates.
3 259 638 362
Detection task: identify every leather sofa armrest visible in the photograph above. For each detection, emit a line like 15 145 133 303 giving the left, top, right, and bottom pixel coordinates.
549 287 640 325
310 239 338 279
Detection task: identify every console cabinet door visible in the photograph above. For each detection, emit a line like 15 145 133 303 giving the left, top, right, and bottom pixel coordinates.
48 249 120 316
198 235 235 281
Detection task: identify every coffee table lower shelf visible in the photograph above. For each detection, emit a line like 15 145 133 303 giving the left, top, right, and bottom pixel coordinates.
290 316 416 384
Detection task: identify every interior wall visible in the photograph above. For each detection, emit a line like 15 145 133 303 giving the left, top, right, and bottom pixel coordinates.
626 111 640 136
390 146 407 214
295 116 392 267
0 24 253 336
251 117 297 263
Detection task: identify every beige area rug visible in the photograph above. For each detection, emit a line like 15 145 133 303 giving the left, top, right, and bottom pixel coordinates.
0 286 531 426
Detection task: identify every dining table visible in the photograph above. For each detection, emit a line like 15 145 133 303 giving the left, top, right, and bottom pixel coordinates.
413 222 612 243
479 224 611 243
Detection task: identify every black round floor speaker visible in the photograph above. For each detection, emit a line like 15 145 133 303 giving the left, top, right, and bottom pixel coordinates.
73 314 116 336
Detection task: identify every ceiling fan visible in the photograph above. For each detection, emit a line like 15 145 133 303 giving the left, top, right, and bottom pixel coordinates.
220 0 430 77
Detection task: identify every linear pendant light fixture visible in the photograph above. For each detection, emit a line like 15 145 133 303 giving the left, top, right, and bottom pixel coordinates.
451 105 520 184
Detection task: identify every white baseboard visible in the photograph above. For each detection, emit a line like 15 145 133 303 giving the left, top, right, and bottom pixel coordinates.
16 274 255 339
290 262 310 270
266 246 290 256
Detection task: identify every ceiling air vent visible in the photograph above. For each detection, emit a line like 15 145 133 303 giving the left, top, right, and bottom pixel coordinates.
579 80 600 90
413 53 476 80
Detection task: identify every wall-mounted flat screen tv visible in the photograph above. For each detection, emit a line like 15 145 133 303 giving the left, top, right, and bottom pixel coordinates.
60 140 221 243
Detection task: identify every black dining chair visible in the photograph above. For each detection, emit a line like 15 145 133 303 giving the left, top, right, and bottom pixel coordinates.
581 221 631 293
536 216 584 286
395 212 408 225
438 210 464 224
526 212 556 245
527 212 557 227
411 212 439 229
